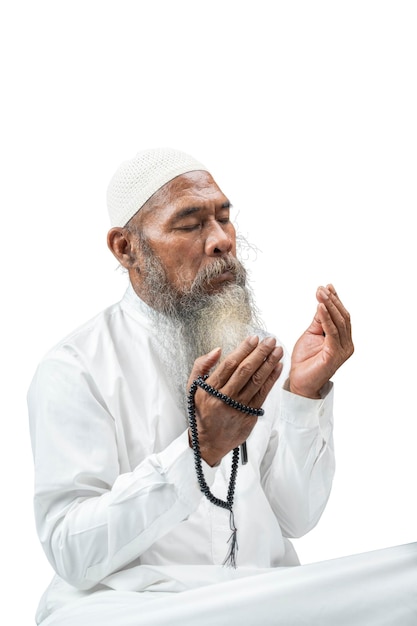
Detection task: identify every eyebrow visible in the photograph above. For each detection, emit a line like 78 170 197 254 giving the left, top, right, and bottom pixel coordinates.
172 202 232 222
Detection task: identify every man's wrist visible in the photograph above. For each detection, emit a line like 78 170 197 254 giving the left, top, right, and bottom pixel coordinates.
285 377 321 400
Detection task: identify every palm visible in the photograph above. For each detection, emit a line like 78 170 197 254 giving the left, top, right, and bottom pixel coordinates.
291 328 337 398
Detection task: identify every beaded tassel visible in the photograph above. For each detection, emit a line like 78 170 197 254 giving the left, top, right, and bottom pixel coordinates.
224 510 238 568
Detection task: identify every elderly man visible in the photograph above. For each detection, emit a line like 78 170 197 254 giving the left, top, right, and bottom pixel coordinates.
28 149 416 626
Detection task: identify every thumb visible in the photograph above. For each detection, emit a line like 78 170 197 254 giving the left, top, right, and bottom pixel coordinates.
306 303 325 336
187 347 221 389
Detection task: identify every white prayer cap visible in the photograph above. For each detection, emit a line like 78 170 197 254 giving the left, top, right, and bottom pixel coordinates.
107 148 209 227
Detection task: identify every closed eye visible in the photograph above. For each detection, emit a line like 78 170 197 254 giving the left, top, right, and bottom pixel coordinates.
178 217 229 231
176 223 202 231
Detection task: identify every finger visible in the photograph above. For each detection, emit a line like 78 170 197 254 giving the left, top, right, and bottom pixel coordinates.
208 335 261 388
325 284 351 324
249 361 283 408
187 347 221 389
317 287 351 347
317 301 352 358
241 345 284 401
317 298 345 343
216 336 279 394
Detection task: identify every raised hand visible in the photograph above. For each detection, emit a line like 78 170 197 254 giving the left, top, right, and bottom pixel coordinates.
289 284 354 399
187 336 283 466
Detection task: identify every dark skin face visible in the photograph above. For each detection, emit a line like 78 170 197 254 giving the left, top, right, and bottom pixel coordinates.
107 170 237 305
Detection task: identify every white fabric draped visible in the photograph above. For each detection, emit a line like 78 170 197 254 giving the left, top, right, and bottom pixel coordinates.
39 543 417 625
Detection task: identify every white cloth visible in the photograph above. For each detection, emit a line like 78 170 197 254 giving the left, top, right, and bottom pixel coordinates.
28 284 335 623
36 543 417 626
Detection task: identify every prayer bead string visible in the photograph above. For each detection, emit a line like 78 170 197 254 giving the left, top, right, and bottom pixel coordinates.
187 375 264 567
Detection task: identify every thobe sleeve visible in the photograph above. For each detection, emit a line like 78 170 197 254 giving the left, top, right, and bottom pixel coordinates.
28 350 217 590
260 382 335 538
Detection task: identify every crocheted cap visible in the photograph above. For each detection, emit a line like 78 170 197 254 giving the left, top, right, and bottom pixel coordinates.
107 148 209 227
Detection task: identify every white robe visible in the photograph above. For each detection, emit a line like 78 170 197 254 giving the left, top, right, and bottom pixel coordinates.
37 543 417 625
28 284 337 623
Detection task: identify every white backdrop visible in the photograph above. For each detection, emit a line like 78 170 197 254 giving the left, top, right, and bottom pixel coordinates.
1 1 416 623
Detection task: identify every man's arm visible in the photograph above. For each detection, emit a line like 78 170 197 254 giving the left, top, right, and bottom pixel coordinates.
261 284 352 536
261 382 335 538
28 353 214 590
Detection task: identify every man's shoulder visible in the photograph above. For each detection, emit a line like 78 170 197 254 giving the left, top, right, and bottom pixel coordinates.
39 298 126 364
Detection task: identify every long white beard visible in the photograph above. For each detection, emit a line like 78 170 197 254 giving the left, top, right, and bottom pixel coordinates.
148 281 264 409
141 283 266 409
183 283 255 362
136 240 265 408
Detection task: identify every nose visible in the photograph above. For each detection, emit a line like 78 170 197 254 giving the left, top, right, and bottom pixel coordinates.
204 221 234 256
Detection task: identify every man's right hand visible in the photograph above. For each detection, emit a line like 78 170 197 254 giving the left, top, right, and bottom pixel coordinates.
187 336 283 466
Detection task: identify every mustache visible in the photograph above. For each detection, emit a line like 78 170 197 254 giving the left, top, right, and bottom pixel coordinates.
190 256 246 290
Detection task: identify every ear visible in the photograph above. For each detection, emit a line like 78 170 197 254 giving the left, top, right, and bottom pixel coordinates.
107 227 138 269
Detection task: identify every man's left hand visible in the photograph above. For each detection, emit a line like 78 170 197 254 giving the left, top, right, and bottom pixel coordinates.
289 284 354 399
